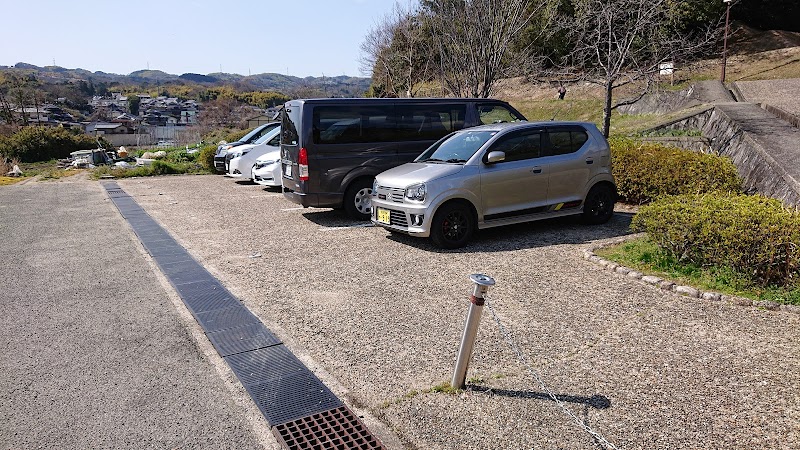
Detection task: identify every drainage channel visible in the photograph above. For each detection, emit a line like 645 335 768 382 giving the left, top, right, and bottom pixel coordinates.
104 183 385 450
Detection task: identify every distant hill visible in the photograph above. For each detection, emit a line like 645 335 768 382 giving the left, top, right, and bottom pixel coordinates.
128 70 178 82
179 73 219 83
1 63 372 97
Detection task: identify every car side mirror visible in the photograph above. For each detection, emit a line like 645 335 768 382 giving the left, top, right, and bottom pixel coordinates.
485 151 506 164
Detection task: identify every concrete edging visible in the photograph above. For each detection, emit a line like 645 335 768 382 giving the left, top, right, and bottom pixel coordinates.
583 234 800 314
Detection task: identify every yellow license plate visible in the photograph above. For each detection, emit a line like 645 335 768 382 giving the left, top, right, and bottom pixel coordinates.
377 208 391 224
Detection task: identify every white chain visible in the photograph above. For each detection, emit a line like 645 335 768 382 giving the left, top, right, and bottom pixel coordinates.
484 297 620 450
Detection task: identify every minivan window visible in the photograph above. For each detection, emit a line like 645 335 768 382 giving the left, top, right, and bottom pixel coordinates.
416 130 496 163
477 104 525 125
487 130 542 162
549 128 589 155
396 105 466 141
313 106 396 144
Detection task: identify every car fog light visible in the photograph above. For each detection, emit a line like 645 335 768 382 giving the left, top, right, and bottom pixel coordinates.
410 214 424 226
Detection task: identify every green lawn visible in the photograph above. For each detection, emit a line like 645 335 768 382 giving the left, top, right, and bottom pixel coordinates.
596 236 800 306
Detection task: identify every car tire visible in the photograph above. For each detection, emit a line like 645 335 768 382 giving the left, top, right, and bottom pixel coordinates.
430 202 475 249
344 178 373 221
581 184 615 224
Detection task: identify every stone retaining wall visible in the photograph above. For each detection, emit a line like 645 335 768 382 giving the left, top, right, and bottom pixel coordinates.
643 103 800 206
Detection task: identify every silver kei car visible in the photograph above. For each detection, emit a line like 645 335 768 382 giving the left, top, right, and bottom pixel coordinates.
370 121 616 249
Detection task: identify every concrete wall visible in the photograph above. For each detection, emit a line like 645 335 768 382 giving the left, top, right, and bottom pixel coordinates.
103 134 154 147
643 103 800 206
702 104 800 206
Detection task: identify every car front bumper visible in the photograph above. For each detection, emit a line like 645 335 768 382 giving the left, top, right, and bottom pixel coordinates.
253 163 281 187
370 196 431 238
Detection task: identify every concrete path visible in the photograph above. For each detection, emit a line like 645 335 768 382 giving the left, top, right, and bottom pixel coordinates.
733 78 800 117
0 179 272 448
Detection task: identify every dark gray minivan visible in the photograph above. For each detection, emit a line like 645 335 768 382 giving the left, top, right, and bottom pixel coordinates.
280 98 527 219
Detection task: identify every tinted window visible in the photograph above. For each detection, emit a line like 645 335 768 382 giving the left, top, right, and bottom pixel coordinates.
478 104 525 125
548 128 588 155
282 107 300 146
313 106 396 144
487 130 542 162
396 105 466 141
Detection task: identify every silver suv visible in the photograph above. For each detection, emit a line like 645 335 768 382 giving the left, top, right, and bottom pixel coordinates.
370 122 616 248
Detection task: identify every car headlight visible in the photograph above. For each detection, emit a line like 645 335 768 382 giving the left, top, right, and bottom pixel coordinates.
255 160 275 169
405 183 426 202
372 179 378 196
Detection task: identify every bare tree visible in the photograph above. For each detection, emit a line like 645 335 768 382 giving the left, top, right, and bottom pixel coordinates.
360 2 431 97
360 12 400 96
424 0 554 98
560 0 719 137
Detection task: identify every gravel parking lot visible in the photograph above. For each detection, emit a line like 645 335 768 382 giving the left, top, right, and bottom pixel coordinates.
117 174 799 449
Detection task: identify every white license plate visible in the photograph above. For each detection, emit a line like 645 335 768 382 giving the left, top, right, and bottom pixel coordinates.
376 208 391 224
283 164 292 177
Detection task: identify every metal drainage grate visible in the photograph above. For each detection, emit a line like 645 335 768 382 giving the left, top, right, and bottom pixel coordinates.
244 370 342 426
206 323 280 357
272 406 386 450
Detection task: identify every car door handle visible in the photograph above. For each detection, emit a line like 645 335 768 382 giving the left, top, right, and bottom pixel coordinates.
585 158 594 165
531 167 542 174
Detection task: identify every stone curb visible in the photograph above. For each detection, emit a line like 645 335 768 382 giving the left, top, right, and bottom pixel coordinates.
583 234 800 315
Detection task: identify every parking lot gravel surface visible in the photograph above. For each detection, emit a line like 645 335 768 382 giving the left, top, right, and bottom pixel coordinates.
110 174 800 450
0 178 270 448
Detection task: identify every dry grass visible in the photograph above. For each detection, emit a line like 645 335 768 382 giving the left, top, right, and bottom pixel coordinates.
494 26 800 137
0 176 25 186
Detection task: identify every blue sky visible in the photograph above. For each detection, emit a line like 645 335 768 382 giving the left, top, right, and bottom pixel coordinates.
1 0 398 78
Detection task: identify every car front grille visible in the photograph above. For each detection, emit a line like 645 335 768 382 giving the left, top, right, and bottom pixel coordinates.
378 186 405 203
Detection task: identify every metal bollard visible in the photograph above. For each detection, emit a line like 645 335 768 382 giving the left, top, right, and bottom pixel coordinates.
451 273 495 389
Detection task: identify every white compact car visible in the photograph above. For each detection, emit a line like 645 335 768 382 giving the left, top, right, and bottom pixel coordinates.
252 149 282 187
227 126 281 181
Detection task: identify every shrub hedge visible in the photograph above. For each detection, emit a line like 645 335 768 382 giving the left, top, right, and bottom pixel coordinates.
632 192 800 286
197 144 217 171
91 161 203 179
0 127 109 162
610 138 742 204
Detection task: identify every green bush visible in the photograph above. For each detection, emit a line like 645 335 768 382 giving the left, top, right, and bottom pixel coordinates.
165 150 196 164
196 144 217 171
632 192 800 286
610 138 742 204
0 127 110 162
149 160 180 175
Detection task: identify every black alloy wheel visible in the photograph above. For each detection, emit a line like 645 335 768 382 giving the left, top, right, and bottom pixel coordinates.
431 203 475 249
581 184 615 224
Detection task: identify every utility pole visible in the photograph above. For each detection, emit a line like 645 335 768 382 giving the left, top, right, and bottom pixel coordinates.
720 0 732 83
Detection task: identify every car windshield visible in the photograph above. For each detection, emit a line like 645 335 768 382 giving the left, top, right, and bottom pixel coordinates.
239 125 267 143
254 127 281 145
415 130 497 164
